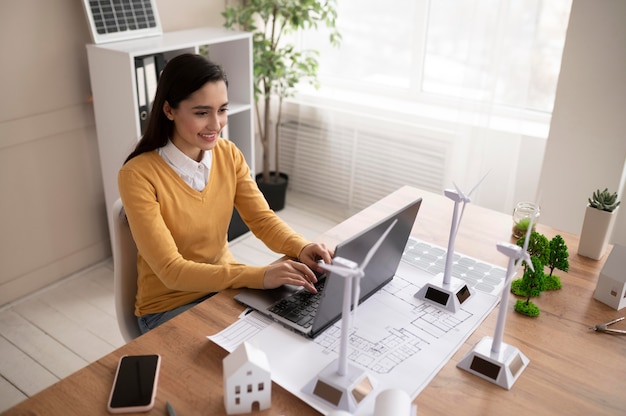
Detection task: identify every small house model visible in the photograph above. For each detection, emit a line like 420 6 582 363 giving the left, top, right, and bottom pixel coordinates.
594 244 626 310
223 341 271 414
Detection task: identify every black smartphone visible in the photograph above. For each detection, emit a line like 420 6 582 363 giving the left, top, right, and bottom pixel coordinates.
107 354 161 413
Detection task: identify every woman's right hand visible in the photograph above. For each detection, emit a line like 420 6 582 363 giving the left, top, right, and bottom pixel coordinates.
263 260 319 293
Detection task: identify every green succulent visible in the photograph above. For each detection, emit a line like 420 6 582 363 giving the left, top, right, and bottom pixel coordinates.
588 188 621 212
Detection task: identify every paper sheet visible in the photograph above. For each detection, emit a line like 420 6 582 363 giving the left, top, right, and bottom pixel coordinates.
209 261 500 416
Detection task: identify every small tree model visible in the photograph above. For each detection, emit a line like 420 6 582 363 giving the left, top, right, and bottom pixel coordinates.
511 231 549 297
519 231 550 265
514 256 546 317
545 235 569 290
510 231 570 317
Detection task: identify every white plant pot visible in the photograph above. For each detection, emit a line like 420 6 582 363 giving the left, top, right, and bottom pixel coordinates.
578 205 618 260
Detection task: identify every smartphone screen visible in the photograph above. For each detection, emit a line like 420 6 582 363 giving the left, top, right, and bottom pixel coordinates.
107 354 161 413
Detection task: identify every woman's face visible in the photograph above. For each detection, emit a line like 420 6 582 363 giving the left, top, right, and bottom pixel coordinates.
164 80 229 161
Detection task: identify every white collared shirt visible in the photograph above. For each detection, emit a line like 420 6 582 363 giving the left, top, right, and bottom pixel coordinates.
158 140 212 192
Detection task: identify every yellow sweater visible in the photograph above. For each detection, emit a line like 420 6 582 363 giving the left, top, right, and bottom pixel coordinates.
118 139 309 316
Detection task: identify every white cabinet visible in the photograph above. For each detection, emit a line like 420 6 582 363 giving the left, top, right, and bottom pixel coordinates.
86 27 254 243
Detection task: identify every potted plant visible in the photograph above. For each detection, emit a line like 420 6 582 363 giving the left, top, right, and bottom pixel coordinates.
223 0 340 210
578 188 621 260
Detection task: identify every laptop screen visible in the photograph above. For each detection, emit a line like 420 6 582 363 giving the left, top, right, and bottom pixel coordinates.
310 197 422 336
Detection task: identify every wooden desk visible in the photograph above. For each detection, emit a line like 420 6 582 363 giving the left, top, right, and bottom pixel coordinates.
4 186 625 415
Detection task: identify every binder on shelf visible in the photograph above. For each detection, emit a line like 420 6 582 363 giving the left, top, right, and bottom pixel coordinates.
143 55 158 112
134 57 149 134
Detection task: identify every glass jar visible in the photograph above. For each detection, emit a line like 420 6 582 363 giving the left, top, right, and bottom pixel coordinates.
512 202 540 239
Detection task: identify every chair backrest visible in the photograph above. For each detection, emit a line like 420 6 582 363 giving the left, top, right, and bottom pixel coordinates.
112 198 142 342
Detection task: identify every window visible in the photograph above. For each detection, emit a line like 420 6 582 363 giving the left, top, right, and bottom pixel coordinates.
301 0 571 115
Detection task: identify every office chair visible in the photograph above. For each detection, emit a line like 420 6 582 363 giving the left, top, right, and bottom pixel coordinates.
112 198 142 342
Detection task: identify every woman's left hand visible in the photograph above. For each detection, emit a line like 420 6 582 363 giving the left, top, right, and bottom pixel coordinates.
299 242 334 273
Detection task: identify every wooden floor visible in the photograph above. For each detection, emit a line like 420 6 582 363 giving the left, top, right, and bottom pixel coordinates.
0 190 352 412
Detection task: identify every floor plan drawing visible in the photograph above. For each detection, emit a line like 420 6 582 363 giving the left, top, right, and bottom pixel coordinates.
210 255 503 415
312 272 476 375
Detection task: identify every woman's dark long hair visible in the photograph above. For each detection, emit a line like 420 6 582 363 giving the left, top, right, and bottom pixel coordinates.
124 53 228 164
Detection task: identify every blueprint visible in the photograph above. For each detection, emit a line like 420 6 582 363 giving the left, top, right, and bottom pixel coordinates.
209 256 501 416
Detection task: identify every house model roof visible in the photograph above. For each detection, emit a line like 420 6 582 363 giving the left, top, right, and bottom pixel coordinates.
601 244 626 282
223 342 270 375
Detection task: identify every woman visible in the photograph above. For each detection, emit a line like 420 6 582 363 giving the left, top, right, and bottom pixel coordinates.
118 54 333 333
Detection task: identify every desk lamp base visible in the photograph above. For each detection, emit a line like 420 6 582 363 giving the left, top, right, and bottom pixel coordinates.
302 359 378 413
414 274 472 313
457 336 529 390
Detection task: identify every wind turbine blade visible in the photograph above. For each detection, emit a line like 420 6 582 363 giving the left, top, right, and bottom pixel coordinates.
453 182 467 201
517 203 538 270
319 262 356 278
468 170 490 197
361 219 398 270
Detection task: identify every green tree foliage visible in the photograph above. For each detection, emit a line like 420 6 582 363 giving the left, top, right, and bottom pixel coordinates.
512 232 570 315
547 235 569 276
514 299 540 317
223 0 340 183
519 256 546 305
541 235 569 291
513 257 545 317
516 231 550 270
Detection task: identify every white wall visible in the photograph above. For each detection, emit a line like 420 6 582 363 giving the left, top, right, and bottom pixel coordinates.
538 0 626 246
0 0 226 307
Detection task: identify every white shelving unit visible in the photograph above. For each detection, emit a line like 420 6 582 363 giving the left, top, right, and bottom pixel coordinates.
86 27 254 244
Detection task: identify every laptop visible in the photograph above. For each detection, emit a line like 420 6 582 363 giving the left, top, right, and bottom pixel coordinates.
234 196 422 338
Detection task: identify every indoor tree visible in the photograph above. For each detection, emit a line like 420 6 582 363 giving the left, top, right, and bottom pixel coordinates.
223 0 341 190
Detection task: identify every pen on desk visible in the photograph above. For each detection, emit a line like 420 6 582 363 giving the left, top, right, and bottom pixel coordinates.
237 308 255 319
166 401 176 416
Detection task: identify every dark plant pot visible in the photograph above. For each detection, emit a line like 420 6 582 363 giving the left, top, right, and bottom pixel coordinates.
256 172 289 211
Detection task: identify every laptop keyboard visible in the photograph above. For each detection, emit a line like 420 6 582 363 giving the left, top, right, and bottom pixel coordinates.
402 237 507 296
268 279 326 328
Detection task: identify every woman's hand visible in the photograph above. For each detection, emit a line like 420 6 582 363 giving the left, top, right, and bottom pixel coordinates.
298 242 334 273
263 259 320 293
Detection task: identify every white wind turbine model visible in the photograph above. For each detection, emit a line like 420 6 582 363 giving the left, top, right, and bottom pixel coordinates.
303 219 398 413
414 172 489 313
457 207 537 389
